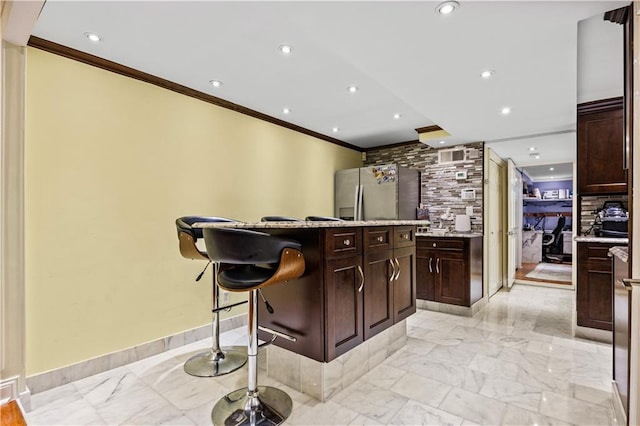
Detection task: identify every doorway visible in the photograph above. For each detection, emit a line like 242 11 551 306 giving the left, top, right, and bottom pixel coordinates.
486 149 505 297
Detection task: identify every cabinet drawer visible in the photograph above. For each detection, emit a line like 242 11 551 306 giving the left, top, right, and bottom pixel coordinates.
364 227 393 251
587 257 612 272
325 228 361 258
417 237 464 251
394 226 416 248
586 246 613 261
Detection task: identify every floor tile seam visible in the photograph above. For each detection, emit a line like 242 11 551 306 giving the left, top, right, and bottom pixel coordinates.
330 387 408 425
398 398 463 425
57 380 118 425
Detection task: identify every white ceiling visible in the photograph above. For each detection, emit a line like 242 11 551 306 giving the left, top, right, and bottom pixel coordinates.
30 0 626 179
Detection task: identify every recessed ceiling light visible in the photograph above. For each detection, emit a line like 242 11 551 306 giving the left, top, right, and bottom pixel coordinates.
282 108 291 114
347 85 359 93
550 176 554 179
501 106 511 115
279 45 293 55
209 80 223 88
393 113 402 120
535 154 541 159
549 167 554 171
436 1 459 15
480 70 495 79
529 147 536 151
332 127 339 133
439 140 446 144
84 32 101 42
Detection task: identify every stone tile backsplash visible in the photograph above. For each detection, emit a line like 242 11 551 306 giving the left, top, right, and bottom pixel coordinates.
364 141 484 233
579 194 628 236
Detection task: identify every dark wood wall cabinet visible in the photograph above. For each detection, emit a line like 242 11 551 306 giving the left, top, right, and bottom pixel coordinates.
416 236 482 307
576 241 624 331
258 225 416 363
577 97 627 195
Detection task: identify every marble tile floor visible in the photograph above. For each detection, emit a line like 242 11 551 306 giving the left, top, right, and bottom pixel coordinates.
26 284 615 425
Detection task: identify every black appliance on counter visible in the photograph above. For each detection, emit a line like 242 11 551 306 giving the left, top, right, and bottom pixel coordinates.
594 201 628 238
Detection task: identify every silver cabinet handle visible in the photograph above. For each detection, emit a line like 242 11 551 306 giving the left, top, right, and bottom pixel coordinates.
429 257 433 273
394 258 400 281
343 239 351 246
377 236 384 243
388 258 395 281
436 258 440 274
357 265 365 292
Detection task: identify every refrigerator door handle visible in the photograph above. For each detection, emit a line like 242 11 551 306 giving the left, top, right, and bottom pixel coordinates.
358 185 364 220
353 185 360 221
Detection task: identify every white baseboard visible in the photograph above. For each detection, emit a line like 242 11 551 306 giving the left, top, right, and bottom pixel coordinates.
0 376 30 411
0 376 19 405
612 381 628 426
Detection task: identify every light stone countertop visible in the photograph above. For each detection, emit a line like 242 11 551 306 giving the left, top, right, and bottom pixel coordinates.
416 232 483 238
609 246 628 263
192 220 430 229
574 236 629 244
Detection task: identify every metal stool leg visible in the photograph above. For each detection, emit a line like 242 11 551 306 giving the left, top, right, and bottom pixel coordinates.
211 289 293 426
184 262 247 377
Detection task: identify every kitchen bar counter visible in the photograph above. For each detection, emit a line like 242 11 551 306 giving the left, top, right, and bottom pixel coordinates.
193 221 418 401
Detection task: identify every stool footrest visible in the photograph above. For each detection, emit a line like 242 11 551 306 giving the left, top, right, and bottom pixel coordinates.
212 300 248 314
258 326 297 348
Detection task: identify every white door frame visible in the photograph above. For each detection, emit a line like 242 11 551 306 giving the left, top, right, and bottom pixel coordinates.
483 147 507 298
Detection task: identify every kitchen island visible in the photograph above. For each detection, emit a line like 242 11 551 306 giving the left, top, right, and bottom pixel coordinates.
194 220 424 401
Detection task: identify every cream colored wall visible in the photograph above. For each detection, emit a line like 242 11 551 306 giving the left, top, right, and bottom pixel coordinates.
24 47 361 375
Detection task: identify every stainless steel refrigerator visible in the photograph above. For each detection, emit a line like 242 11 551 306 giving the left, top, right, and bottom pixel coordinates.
335 164 420 220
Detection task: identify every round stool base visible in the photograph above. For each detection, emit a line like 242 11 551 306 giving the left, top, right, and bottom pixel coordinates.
211 386 293 426
183 347 246 377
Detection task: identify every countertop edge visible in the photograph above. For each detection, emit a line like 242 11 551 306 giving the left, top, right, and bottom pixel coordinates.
609 246 629 263
192 220 429 228
574 236 629 244
416 232 483 238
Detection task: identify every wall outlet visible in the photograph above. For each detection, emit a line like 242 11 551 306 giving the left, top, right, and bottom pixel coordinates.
466 206 474 216
222 291 230 304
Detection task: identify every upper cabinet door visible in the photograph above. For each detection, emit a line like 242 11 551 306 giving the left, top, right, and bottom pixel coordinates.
577 98 627 195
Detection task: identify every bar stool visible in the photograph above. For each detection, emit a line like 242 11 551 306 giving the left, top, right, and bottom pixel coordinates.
305 215 343 221
260 216 302 222
175 216 247 377
203 227 305 426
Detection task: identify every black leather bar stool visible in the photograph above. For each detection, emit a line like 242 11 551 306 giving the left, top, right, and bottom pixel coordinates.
204 228 305 426
260 216 302 222
305 215 343 221
175 216 247 377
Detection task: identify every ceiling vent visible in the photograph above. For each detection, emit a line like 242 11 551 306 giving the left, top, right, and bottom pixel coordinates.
438 147 466 164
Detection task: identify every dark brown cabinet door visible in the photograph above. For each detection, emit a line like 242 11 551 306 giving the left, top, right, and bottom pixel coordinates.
416 249 436 301
325 255 364 360
363 250 394 340
435 251 467 306
576 243 613 331
393 246 416 322
577 99 626 195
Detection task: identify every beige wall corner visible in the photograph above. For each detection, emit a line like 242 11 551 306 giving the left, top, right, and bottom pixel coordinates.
0 40 28 407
